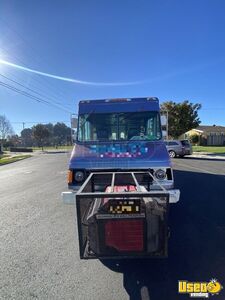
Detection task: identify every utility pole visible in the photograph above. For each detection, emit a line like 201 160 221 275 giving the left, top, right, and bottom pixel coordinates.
22 122 25 130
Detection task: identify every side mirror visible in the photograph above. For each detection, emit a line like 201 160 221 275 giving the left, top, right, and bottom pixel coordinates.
71 116 78 143
71 117 78 128
161 114 168 139
160 115 167 126
162 130 167 138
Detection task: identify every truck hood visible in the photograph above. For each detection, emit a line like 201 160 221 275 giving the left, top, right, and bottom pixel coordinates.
69 141 171 169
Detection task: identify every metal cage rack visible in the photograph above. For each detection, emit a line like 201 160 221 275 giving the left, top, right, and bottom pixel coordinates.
75 171 170 259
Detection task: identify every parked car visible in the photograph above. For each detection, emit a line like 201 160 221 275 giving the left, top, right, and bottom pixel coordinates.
180 139 193 155
165 140 192 158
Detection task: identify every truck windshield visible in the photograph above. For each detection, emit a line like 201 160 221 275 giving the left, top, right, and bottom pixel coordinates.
78 111 162 142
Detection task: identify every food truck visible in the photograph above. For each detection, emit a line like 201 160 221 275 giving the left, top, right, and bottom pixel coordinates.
62 97 180 259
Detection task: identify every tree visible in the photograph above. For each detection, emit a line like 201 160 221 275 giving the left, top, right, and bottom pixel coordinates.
45 123 54 145
53 122 71 145
160 101 201 138
0 115 14 140
32 124 50 150
21 128 33 147
0 115 14 150
6 134 21 147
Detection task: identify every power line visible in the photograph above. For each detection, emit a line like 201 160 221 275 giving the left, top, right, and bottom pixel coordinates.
0 46 73 107
0 72 72 113
0 80 72 113
11 121 72 130
0 48 74 110
0 17 74 104
0 44 75 109
11 121 71 124
0 17 75 111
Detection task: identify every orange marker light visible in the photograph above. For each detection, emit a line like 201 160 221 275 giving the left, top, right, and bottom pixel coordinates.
67 170 73 184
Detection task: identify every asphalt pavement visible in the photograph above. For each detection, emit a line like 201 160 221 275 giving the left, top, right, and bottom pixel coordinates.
0 154 225 300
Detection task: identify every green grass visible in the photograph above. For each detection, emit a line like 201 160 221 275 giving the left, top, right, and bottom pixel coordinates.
0 153 10 159
193 146 225 154
0 154 32 165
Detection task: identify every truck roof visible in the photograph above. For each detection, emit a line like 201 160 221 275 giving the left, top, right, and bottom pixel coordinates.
79 97 159 104
78 97 160 114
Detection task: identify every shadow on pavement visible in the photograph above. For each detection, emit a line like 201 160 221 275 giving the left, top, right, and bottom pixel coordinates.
101 170 225 300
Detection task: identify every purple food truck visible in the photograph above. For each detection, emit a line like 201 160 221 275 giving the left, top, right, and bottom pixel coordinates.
62 97 180 259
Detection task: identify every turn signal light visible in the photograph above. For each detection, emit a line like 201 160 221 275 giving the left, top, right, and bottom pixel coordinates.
67 170 73 184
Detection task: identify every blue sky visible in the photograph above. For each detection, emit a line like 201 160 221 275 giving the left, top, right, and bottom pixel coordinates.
0 0 225 134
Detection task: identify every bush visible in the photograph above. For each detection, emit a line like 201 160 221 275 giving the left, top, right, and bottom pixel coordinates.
10 147 33 152
190 134 199 145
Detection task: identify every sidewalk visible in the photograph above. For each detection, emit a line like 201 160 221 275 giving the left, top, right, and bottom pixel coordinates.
190 152 225 160
9 149 70 155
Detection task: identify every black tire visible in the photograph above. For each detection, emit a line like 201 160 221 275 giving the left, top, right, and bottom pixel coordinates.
169 150 176 158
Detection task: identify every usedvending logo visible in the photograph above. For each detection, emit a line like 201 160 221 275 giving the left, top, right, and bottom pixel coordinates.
178 279 222 298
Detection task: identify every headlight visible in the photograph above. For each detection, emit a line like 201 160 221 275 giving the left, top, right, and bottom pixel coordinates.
74 171 84 182
154 169 166 180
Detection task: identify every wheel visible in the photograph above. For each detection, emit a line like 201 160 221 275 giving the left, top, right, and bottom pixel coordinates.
169 150 176 158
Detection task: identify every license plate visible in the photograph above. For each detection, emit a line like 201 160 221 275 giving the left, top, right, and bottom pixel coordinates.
108 199 140 214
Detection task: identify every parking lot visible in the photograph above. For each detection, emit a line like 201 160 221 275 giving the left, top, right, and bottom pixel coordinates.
0 153 225 300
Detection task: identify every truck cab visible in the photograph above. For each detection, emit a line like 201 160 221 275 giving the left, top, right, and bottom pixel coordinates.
67 97 178 202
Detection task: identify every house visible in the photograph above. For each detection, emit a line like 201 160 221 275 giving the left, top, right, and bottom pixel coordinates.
184 125 225 146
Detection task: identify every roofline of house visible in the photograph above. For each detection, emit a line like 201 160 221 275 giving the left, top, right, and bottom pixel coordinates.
191 129 204 133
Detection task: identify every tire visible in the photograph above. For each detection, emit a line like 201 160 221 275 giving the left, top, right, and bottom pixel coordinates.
169 150 176 158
